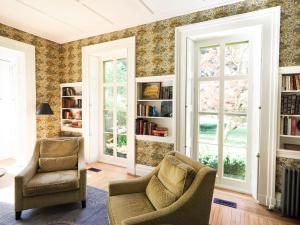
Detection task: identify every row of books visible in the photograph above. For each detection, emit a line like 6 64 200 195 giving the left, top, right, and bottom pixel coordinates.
62 98 82 108
137 104 156 117
281 116 298 135
282 74 300 91
62 87 81 96
136 119 168 136
161 86 173 99
281 95 300 115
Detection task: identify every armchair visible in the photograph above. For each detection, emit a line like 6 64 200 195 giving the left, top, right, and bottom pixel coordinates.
15 137 86 220
108 151 216 225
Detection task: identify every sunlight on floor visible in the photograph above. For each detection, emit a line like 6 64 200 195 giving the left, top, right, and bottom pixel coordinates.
0 159 24 204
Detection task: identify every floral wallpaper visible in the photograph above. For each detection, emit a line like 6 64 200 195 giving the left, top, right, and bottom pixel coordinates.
1 0 300 192
0 23 61 139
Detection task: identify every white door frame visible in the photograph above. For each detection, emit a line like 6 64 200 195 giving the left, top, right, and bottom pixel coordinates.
0 36 36 164
82 37 136 174
175 7 280 208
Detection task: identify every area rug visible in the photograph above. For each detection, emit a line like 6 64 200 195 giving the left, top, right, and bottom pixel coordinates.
0 186 109 225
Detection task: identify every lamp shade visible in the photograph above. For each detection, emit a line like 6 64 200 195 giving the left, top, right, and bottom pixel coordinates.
36 103 54 115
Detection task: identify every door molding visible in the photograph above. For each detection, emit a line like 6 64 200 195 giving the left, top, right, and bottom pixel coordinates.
0 36 36 164
82 37 136 174
175 7 281 207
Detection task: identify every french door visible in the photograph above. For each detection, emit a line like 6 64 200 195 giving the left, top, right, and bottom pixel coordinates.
0 59 16 159
100 56 128 166
188 34 258 193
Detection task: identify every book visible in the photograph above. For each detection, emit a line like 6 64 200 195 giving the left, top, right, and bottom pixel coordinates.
291 117 297 135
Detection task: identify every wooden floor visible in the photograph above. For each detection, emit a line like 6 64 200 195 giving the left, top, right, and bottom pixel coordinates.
1 159 299 225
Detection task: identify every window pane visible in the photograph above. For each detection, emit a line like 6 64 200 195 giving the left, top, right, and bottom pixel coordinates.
224 115 247 148
104 110 113 133
117 86 127 112
225 42 249 76
199 143 218 170
199 115 218 144
117 134 127 158
224 80 248 113
104 87 113 110
104 133 113 156
199 81 219 112
199 46 220 77
117 111 127 134
116 59 127 82
223 146 246 180
104 61 113 83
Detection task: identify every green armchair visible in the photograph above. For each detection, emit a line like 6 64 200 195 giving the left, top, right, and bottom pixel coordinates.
14 137 86 220
108 151 216 225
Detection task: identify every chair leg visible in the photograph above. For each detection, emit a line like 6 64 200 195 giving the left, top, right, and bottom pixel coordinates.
15 211 22 220
81 200 86 208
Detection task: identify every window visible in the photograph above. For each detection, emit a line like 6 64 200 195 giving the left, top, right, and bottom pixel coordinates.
198 40 250 182
103 58 128 159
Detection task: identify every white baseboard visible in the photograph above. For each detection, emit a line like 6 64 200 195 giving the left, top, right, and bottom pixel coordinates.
135 164 154 176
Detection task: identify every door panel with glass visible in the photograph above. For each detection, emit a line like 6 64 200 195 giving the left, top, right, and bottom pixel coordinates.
196 38 253 193
102 58 128 165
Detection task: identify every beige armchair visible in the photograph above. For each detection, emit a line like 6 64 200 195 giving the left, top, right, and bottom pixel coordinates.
108 151 216 225
15 137 86 220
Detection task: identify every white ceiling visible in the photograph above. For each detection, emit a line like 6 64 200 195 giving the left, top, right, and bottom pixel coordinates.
0 0 244 43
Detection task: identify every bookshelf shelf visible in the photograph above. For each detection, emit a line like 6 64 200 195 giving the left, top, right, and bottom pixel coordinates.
137 99 172 102
281 114 300 117
136 75 176 144
137 116 173 119
60 82 83 133
278 66 300 156
136 135 174 144
280 135 300 138
281 90 300 93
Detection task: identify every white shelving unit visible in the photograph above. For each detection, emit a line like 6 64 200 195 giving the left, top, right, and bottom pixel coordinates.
60 82 83 133
135 75 176 144
277 66 300 159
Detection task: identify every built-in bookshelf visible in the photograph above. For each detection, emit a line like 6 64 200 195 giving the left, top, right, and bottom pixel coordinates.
60 82 83 133
135 75 176 144
278 66 300 159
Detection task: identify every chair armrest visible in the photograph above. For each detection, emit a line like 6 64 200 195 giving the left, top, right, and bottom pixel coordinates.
15 161 37 187
77 138 86 177
109 166 160 196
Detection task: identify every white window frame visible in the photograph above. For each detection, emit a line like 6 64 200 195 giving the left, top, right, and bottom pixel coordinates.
82 37 136 174
195 35 253 194
100 53 128 166
175 7 281 208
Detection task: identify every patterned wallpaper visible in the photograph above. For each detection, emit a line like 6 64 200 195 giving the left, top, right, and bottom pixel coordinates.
0 23 61 139
1 0 300 192
59 0 300 175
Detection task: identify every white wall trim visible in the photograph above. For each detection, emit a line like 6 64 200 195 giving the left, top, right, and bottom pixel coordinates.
175 7 281 207
0 36 36 164
82 37 136 174
135 164 154 176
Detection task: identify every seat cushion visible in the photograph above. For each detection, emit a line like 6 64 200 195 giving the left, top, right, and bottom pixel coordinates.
146 175 177 210
23 170 79 197
108 193 155 225
40 139 79 158
38 155 78 173
158 155 196 198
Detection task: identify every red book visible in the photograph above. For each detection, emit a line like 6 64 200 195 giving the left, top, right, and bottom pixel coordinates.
291 117 297 135
139 120 143 135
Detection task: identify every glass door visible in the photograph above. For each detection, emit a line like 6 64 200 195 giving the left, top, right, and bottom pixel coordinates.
196 37 252 193
101 58 128 165
0 59 16 159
